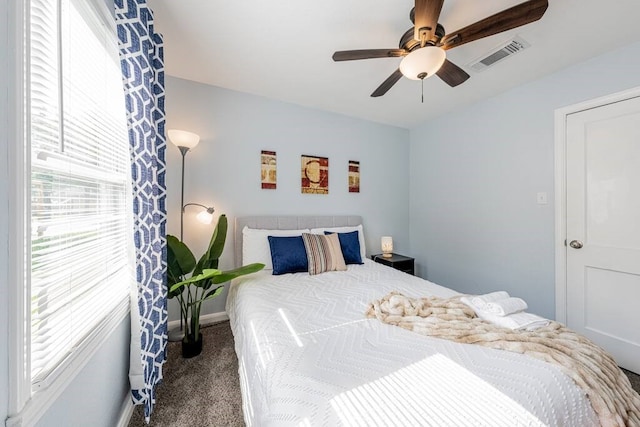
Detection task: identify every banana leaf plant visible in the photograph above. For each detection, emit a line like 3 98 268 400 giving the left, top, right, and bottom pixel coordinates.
167 214 263 355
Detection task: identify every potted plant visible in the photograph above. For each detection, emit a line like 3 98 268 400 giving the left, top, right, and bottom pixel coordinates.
167 214 263 358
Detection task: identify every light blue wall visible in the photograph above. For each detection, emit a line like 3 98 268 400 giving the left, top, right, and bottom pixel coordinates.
165 76 410 319
35 317 130 427
409 41 640 319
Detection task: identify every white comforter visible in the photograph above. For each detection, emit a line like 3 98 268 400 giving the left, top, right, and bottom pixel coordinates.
226 260 598 426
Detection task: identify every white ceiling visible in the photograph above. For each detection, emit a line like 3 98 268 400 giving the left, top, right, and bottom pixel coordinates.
148 0 640 129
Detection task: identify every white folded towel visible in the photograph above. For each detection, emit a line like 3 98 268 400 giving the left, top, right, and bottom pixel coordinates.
460 296 549 331
470 291 509 310
484 297 528 316
478 311 550 331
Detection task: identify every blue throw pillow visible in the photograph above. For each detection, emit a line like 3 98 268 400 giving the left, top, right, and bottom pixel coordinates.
325 230 363 265
268 235 309 275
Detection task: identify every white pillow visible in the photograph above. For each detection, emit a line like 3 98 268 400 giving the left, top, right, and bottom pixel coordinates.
309 224 366 260
242 226 310 270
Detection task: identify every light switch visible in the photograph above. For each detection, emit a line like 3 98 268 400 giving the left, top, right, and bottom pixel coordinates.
537 192 548 205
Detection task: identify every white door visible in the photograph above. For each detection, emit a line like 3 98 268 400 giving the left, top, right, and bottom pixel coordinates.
565 95 640 374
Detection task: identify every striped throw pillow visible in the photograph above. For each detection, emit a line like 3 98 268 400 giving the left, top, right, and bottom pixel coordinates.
302 233 347 275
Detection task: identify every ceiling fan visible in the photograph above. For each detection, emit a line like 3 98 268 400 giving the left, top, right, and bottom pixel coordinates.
332 0 548 97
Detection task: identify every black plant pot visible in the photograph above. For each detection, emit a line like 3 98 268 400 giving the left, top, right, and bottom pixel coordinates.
181 333 203 358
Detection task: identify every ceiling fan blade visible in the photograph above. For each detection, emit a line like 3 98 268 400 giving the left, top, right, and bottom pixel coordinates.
436 59 470 87
371 69 403 97
441 0 548 50
414 0 445 43
332 49 407 61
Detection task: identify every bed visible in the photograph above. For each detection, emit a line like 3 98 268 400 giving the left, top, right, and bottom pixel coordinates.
226 216 636 426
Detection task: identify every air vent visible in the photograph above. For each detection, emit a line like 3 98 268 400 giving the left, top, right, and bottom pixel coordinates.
468 36 531 72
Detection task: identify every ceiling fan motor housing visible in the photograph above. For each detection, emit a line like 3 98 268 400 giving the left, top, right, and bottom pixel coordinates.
400 23 445 52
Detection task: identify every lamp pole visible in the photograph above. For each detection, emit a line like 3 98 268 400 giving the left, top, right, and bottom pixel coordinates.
178 146 189 241
167 130 200 342
168 145 189 341
169 146 189 341
169 145 190 342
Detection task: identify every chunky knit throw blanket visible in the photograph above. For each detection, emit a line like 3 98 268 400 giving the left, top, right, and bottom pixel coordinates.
365 292 640 427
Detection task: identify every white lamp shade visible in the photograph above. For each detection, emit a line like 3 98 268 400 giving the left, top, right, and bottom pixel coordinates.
196 210 214 224
399 46 446 80
381 236 393 254
168 129 200 149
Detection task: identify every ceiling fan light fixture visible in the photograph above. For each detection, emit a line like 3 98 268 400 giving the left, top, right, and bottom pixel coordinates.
399 46 446 80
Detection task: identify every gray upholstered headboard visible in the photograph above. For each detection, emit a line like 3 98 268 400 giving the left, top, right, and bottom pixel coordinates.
234 215 362 267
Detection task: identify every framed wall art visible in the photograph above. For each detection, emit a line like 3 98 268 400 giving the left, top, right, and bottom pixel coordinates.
348 160 360 193
261 150 277 189
301 154 329 194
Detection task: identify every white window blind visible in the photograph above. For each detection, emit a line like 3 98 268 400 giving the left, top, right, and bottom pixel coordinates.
29 0 132 385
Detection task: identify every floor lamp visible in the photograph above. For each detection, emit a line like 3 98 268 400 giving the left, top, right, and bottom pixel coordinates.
167 129 202 342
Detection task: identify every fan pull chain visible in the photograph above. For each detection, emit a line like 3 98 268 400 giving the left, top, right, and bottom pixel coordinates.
417 72 427 104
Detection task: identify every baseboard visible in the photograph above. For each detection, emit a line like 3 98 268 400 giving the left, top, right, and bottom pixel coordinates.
167 311 229 332
116 393 134 427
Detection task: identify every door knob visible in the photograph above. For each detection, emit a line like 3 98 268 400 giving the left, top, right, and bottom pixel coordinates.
569 240 583 249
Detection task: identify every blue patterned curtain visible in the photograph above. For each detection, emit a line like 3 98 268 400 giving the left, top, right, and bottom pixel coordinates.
114 0 167 421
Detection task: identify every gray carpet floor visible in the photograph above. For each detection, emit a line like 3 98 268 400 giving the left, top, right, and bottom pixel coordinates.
128 321 243 426
129 321 640 426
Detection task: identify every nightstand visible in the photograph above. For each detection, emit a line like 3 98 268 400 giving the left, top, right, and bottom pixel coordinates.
371 253 415 275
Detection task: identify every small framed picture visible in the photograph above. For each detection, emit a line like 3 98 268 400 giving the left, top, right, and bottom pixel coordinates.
301 155 329 194
261 150 277 189
348 160 360 193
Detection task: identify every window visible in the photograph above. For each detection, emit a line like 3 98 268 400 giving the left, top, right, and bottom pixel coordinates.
9 0 133 421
